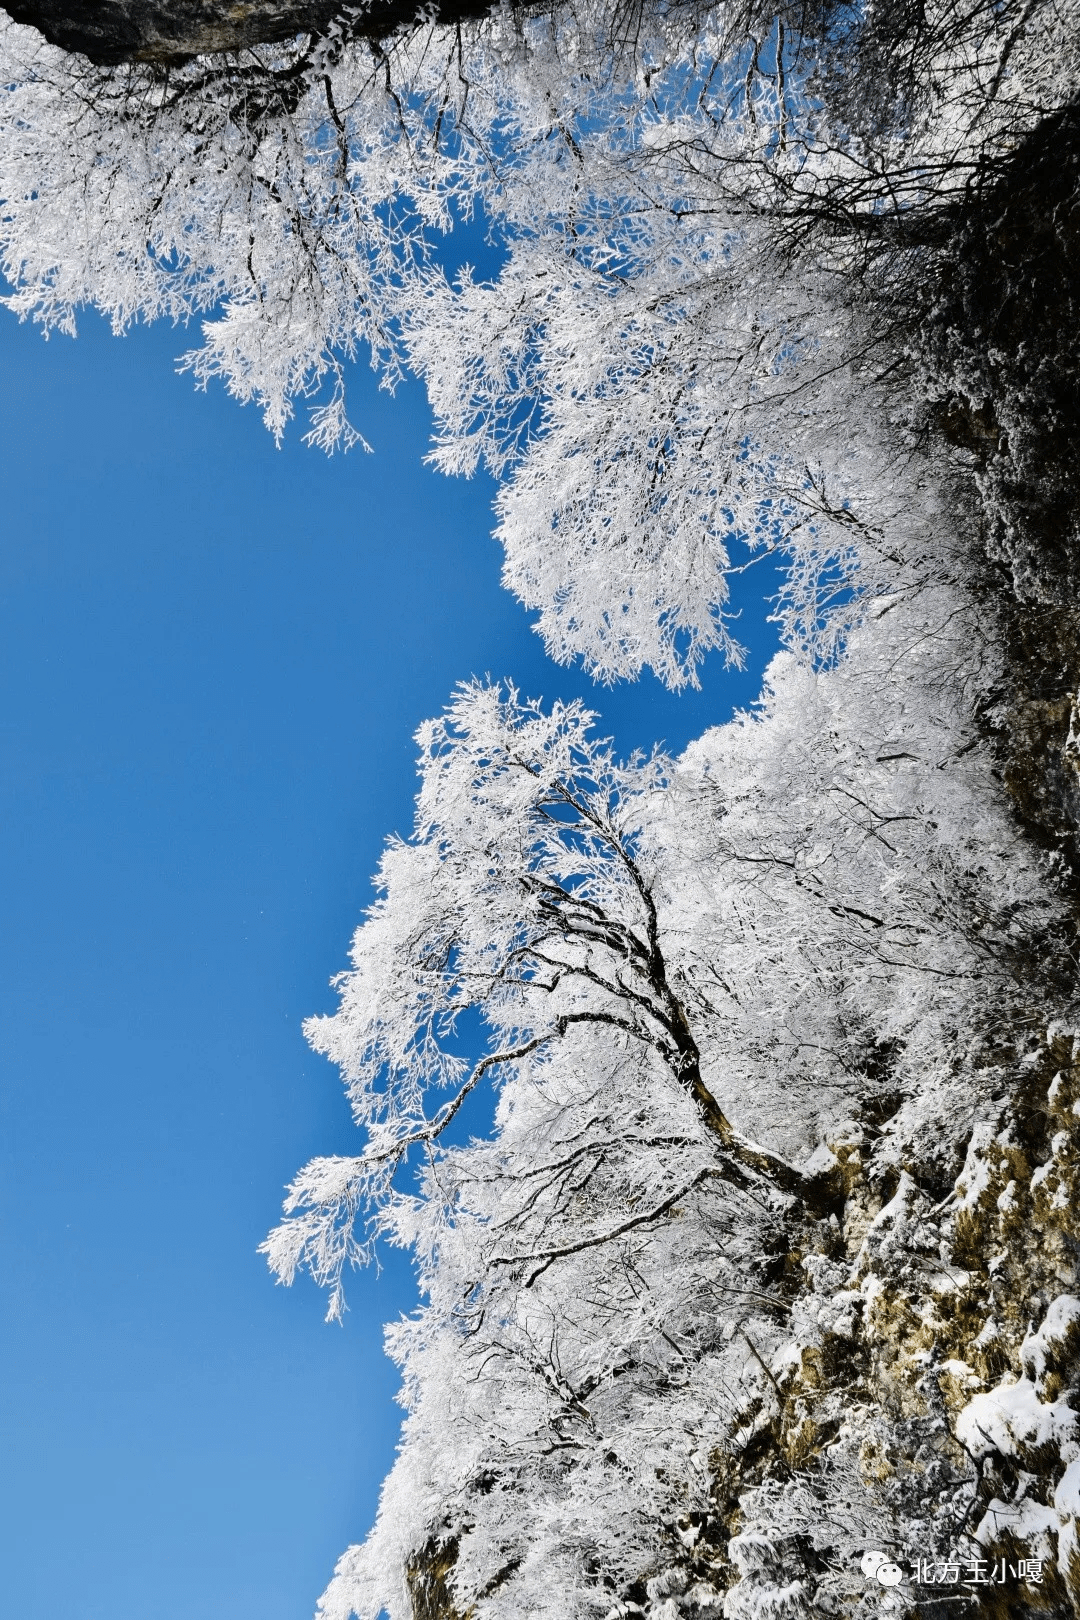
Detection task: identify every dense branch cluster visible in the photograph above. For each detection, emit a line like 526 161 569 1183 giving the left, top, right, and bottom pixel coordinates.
3 0 1078 677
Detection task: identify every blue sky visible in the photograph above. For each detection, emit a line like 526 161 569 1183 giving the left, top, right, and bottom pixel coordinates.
0 306 779 1620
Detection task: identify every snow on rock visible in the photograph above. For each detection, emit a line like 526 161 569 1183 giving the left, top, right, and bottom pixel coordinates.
955 1374 1079 1464
1021 1295 1080 1389
954 1123 1001 1212
973 1495 1061 1560
1054 1457 1080 1588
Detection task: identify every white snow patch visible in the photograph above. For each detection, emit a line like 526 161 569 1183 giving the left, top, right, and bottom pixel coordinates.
1021 1296 1080 1385
956 1376 1079 1461
954 1124 997 1211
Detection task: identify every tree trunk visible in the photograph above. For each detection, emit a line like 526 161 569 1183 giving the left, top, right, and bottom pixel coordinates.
3 0 501 65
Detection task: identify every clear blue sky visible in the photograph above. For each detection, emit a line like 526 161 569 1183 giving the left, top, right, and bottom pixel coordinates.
0 305 778 1620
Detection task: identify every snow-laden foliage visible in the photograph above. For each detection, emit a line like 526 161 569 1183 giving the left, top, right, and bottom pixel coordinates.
3 0 1078 680
5 1 1079 1611
264 578 1071 1617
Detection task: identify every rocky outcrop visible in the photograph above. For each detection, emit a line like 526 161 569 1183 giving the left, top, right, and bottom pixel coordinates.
2 0 500 65
713 1039 1080 1617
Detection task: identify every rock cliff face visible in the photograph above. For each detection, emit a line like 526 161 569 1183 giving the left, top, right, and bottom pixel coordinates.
707 1043 1080 1618
667 104 1080 1618
921 100 1080 895
1 0 497 63
678 104 1080 1620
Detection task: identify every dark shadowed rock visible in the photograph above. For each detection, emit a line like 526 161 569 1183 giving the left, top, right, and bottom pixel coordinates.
3 0 500 63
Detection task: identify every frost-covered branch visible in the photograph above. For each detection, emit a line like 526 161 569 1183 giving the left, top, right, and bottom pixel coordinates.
4 0 1078 679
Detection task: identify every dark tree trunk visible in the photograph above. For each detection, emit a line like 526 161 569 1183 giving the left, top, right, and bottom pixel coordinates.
3 0 501 64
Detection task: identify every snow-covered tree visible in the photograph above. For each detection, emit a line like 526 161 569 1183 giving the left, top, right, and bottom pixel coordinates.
3 0 1077 679
265 607 1074 1615
4 0 1080 1612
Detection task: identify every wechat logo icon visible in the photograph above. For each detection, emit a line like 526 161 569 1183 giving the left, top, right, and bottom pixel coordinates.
861 1550 904 1587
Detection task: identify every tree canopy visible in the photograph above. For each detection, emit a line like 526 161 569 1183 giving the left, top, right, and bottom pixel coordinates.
3 0 1078 679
